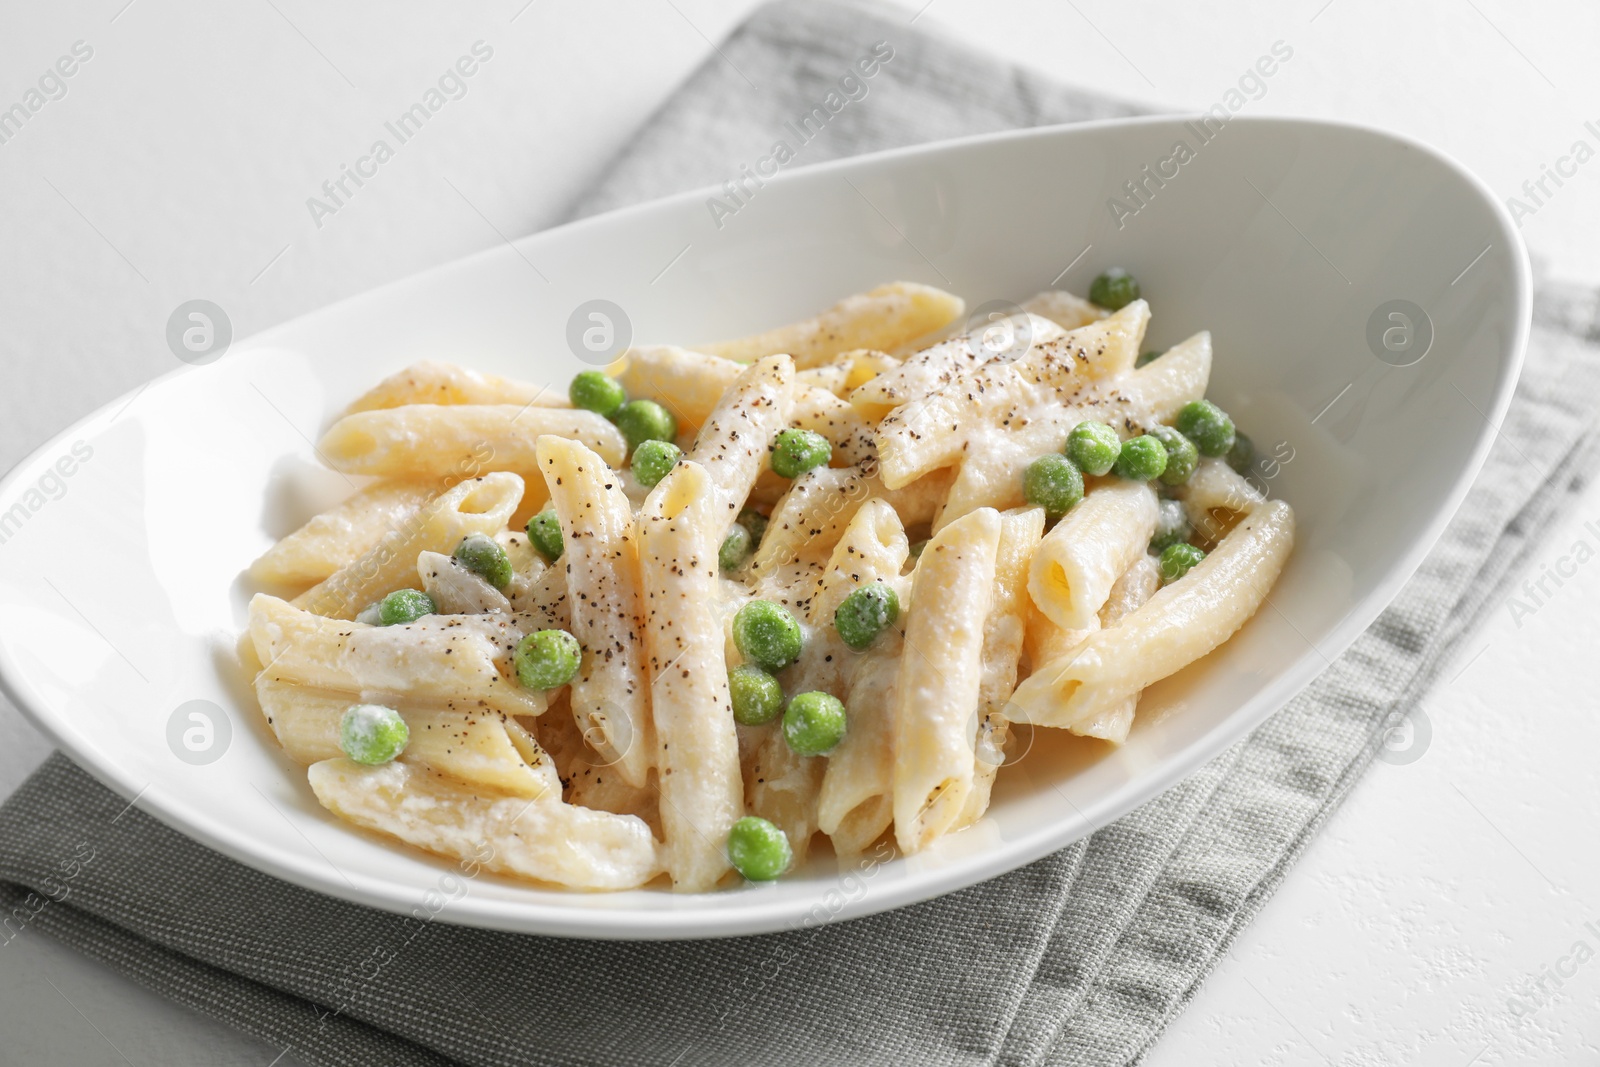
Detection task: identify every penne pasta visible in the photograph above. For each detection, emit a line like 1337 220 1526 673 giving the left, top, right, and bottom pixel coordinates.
250 593 544 719
875 301 1150 489
932 331 1209 531
565 761 663 840
700 282 964 368
294 473 523 620
790 385 877 469
687 355 795 520
1029 479 1159 631
752 463 952 578
537 435 654 788
251 479 437 587
257 677 558 799
957 505 1046 830
799 498 915 851
614 346 742 432
344 360 569 414
308 758 663 890
533 693 662 837
892 507 1001 854
1115 330 1212 424
241 273 1294 889
1069 555 1162 743
804 499 910 624
638 461 745 890
746 625 852 862
1009 499 1295 728
1101 553 1163 626
319 405 627 479
849 313 1066 423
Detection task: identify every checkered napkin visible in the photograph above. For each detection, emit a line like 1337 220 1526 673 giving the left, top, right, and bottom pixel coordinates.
4 2 1599 1064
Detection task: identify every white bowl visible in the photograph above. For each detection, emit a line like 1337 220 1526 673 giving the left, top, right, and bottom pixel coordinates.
0 116 1528 939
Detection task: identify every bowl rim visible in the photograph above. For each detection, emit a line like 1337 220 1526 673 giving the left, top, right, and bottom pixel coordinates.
0 113 1532 939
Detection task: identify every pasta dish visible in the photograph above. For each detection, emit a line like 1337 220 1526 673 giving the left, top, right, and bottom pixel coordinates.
243 271 1294 892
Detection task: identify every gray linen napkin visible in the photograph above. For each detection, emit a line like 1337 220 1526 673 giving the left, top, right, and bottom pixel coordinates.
3 3 1598 1065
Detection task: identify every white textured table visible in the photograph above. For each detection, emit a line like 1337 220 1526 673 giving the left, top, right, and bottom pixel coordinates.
1 1 1595 1063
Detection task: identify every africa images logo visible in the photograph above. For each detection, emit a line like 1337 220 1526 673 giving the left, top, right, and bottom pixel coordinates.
704 41 895 229
1106 40 1294 230
304 41 495 229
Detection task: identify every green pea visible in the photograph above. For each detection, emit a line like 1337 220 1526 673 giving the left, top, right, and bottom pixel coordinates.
727 816 792 881
378 588 435 626
631 439 681 488
1066 420 1121 476
453 532 513 589
1175 399 1236 457
738 507 768 547
770 428 832 479
719 523 753 571
733 599 803 673
1113 435 1167 482
339 704 409 765
1226 430 1256 475
1136 349 1163 368
526 509 564 563
1149 498 1191 553
614 399 678 451
568 370 626 417
514 629 581 690
834 581 899 651
728 664 783 726
1158 542 1206 583
1089 268 1141 311
783 691 847 756
909 539 930 560
1149 425 1199 486
1023 454 1084 519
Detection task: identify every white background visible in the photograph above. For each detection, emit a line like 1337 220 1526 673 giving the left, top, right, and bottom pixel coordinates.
1 1 1597 1064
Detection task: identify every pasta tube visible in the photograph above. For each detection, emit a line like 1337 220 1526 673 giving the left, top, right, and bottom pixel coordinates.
1028 480 1159 630
250 480 436 587
849 313 1065 422
249 593 544 719
638 461 744 890
876 301 1149 488
892 506 1000 854
700 282 964 368
1009 499 1295 727
293 473 522 619
614 346 743 432
257 678 558 799
687 355 795 518
1068 555 1161 743
319 405 627 478
344 360 569 414
956 505 1045 830
308 759 663 891
753 463 951 578
537 435 654 787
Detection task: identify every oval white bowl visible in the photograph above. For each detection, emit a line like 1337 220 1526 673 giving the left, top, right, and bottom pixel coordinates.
0 116 1528 939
